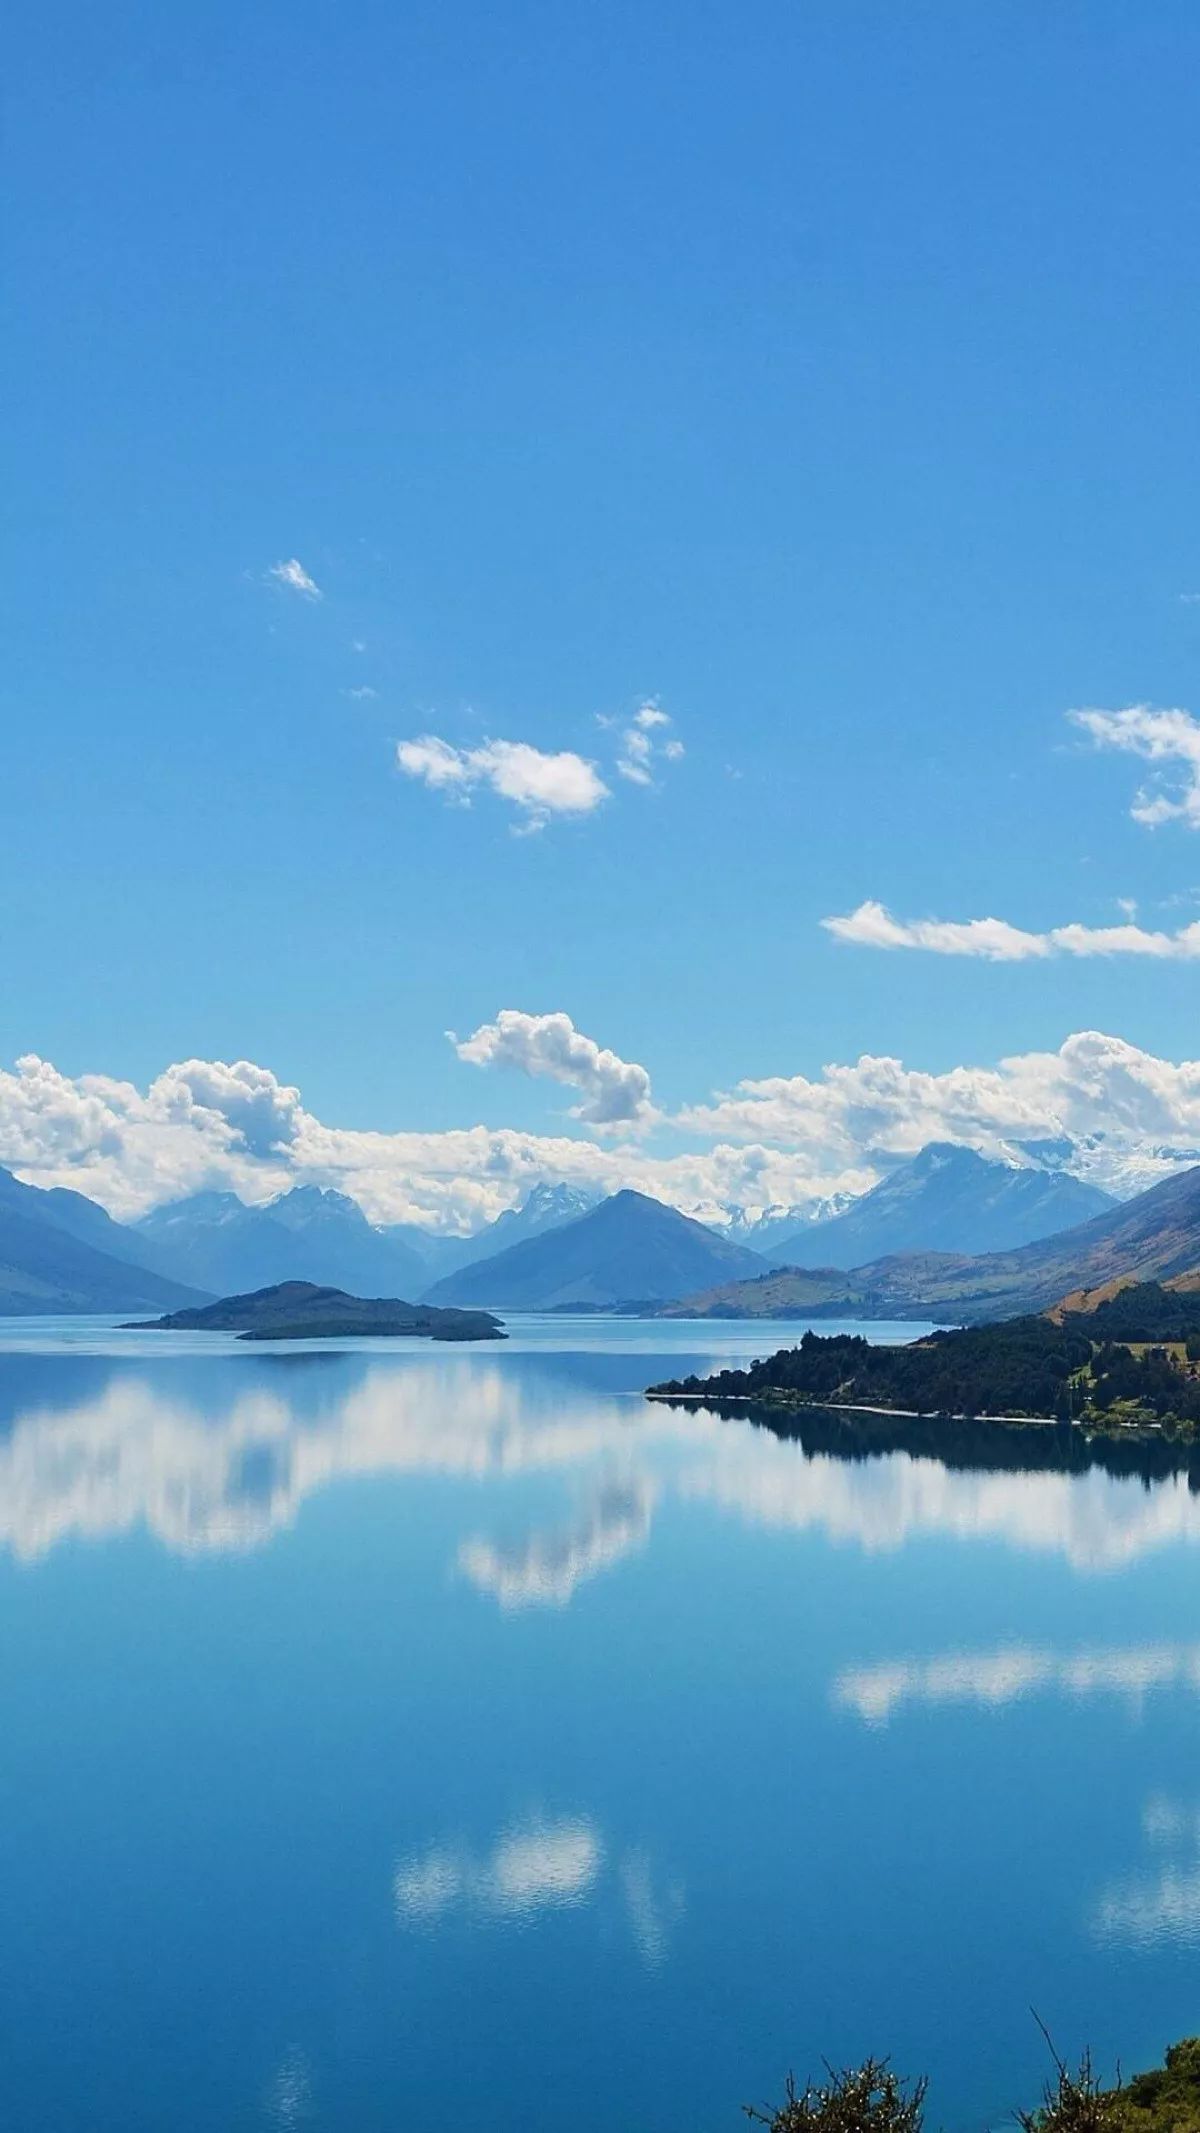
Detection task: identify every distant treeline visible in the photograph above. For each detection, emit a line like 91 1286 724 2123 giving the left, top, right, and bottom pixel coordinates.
649 1283 1200 1430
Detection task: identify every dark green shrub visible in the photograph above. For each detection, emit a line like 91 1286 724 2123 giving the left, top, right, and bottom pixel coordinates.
1016 2042 1116 2131
745 2060 926 2132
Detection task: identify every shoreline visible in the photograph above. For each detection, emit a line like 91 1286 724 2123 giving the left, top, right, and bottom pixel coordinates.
644 1388 1068 1425
645 1389 1177 1438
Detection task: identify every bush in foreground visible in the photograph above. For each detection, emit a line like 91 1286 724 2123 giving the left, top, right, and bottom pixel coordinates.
746 2036 1200 2132
1015 2042 1115 2131
745 2060 926 2132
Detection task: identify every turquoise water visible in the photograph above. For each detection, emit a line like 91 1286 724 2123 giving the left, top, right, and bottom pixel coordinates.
2 1315 1199 2131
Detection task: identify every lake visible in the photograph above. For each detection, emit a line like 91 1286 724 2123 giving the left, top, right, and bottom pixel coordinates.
2 1314 1199 2132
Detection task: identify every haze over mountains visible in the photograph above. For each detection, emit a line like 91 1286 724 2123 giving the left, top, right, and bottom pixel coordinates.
417 1182 601 1277
4 1133 1200 1323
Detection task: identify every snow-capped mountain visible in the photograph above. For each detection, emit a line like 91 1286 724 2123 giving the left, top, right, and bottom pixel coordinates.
771 1142 1116 1268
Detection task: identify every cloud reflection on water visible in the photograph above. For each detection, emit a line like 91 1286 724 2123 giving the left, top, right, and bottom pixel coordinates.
1092 1794 1200 1949
395 1819 603 1924
457 1479 654 1608
834 1644 1200 1726
393 1816 684 1965
3 1354 1200 1587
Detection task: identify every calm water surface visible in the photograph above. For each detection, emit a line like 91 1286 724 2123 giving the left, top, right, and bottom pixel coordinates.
2 1314 1199 2131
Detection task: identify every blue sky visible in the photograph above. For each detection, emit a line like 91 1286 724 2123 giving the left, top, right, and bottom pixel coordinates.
7 2 1200 1225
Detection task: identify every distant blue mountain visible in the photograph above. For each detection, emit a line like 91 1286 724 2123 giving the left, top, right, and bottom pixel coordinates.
772 1143 1116 1267
0 1167 204 1315
423 1188 767 1308
414 1182 602 1278
135 1184 430 1298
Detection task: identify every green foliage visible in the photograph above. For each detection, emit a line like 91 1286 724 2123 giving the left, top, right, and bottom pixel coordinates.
1016 2042 1117 2132
650 1285 1200 1428
745 2061 926 2133
1075 1283 1200 1340
654 1318 1095 1421
1111 2036 1200 2130
738 2037 1200 2133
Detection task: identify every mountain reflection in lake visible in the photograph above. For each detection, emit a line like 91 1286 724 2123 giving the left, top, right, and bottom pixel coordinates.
2 1320 1199 2132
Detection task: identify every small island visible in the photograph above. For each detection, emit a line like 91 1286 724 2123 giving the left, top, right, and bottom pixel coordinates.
648 1280 1200 1432
125 1279 506 1343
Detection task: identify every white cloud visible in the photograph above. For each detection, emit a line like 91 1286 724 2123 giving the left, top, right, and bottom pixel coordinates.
676 1029 1200 1193
617 727 654 785
345 684 377 700
152 1057 304 1157
823 899 1200 961
396 735 608 830
267 558 322 601
824 901 1052 962
0 1048 874 1227
8 1023 1200 1230
452 1009 656 1127
616 702 684 787
1071 703 1200 827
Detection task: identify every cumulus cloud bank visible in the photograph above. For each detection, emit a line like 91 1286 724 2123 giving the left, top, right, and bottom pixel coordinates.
396 735 608 830
1071 703 1200 828
6 1026 1200 1229
676 1029 1200 1192
824 899 1200 961
452 1009 656 1126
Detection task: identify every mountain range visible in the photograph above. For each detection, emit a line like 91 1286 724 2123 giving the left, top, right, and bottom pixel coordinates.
135 1185 432 1298
423 1188 768 1308
5 1135 1200 1323
661 1161 1200 1323
770 1143 1114 1267
413 1182 602 1277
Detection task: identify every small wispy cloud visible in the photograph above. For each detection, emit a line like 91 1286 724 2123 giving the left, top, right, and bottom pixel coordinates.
267 557 323 601
396 735 608 831
616 701 684 786
823 898 1200 961
345 685 377 700
1071 703 1200 828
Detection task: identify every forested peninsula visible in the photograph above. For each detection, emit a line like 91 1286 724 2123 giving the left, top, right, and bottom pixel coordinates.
649 1282 1200 1430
